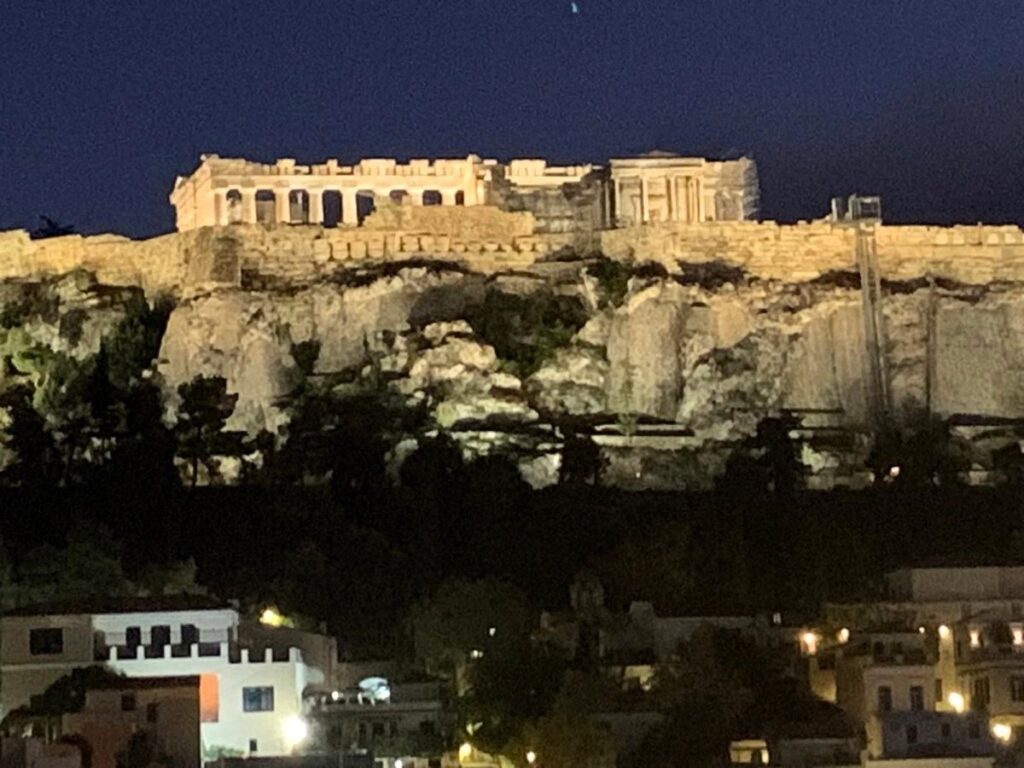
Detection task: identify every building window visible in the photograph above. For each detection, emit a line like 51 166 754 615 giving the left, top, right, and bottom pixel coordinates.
906 725 918 744
935 679 943 705
1012 677 1024 702
878 686 893 712
146 703 158 723
372 722 385 737
910 685 924 711
973 677 991 710
242 686 274 712
121 693 136 711
29 628 63 656
941 723 951 738
249 739 258 753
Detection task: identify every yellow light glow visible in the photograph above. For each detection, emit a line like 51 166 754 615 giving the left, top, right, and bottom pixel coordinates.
837 628 850 644
918 626 926 634
948 692 965 713
938 624 951 639
992 723 1013 743
1014 627 1023 646
526 751 537 765
260 607 285 627
459 743 473 762
801 631 819 656
970 629 981 648
282 715 308 749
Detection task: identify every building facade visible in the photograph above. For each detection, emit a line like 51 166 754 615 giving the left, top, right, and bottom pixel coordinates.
0 598 334 760
62 676 201 768
169 151 757 232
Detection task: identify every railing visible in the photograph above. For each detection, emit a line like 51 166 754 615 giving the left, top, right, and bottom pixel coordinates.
100 641 302 664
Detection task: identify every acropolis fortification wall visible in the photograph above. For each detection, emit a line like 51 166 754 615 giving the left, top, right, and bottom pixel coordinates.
3 207 1024 295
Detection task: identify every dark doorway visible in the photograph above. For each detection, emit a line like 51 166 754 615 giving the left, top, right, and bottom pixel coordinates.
356 191 376 224
322 190 341 228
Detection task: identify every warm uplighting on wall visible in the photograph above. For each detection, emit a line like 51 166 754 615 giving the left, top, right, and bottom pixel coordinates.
992 723 1013 743
918 626 926 634
526 751 537 765
970 629 981 648
948 692 965 713
459 743 474 762
938 625 951 639
1013 626 1023 646
837 628 850 644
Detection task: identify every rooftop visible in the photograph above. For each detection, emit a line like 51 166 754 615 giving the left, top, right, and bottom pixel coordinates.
4 594 232 618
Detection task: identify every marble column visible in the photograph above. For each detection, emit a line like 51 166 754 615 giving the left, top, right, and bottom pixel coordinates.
213 191 226 226
341 190 359 225
241 191 257 224
308 190 324 225
640 176 650 224
441 189 457 206
613 180 622 226
275 189 291 224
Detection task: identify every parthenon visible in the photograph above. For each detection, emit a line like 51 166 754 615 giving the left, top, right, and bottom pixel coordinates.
169 151 759 232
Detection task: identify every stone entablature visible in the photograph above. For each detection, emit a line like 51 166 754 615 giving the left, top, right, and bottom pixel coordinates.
169 151 754 232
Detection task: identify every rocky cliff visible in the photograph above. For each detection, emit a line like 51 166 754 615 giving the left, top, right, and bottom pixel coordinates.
3 218 1024 490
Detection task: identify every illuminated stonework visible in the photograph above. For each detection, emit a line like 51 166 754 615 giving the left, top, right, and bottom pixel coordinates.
169 151 757 232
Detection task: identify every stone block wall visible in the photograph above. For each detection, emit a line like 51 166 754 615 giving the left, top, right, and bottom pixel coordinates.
601 221 1024 285
3 215 1024 296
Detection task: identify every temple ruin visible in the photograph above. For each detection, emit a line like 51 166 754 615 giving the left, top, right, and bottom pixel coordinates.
169 152 759 232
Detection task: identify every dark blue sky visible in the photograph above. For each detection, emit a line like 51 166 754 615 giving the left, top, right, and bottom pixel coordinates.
3 1 1023 237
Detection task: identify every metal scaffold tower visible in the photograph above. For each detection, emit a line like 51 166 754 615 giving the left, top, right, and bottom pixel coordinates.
832 195 891 428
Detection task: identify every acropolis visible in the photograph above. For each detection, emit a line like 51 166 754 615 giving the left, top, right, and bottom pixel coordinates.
169 151 759 231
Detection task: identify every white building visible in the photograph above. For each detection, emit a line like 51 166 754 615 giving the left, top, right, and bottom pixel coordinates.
0 596 335 761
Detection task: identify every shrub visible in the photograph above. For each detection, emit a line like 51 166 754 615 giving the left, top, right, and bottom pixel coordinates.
466 290 588 377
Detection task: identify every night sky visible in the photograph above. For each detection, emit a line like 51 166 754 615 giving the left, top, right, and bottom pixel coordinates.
3 1 1023 237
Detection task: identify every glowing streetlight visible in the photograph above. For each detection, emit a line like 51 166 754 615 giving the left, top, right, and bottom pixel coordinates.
260 607 286 627
526 751 537 765
282 715 309 750
801 631 819 656
992 723 1013 743
459 743 473 762
948 692 965 713
837 628 850 644
938 625 951 639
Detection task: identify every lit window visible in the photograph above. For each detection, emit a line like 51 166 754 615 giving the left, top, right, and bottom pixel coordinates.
970 629 982 648
29 628 63 656
242 686 274 712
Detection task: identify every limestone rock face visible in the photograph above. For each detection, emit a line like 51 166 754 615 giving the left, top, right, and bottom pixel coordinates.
314 269 473 373
933 294 1024 418
606 283 690 419
388 322 537 429
529 347 609 416
158 292 301 434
